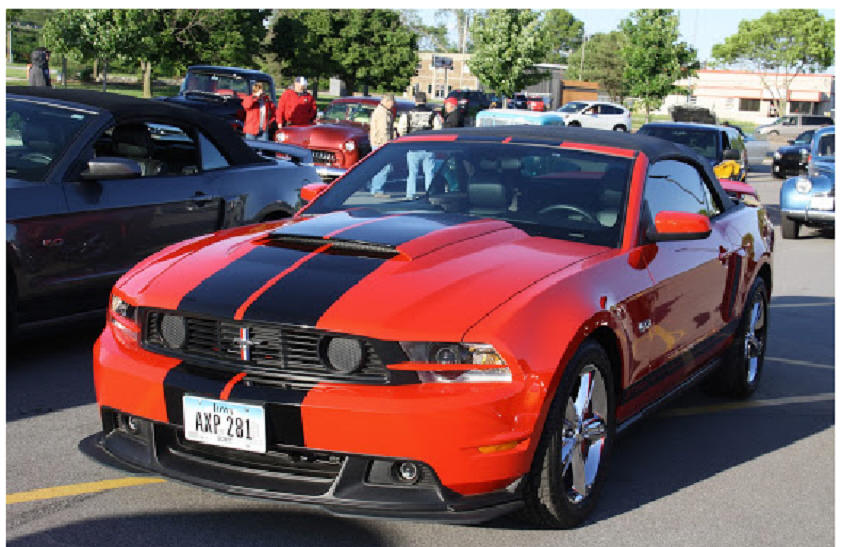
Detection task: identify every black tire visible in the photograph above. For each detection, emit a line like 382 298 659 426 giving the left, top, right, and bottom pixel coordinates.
568 121 581 127
781 216 800 239
520 340 616 528
612 124 627 132
772 170 784 179
768 130 779 136
704 277 768 398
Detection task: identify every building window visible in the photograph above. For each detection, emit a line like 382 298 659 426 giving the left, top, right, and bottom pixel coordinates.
427 84 432 94
789 101 815 114
739 99 760 112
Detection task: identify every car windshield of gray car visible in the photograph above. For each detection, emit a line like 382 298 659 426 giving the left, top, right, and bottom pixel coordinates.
638 127 718 162
304 141 633 248
7 98 97 182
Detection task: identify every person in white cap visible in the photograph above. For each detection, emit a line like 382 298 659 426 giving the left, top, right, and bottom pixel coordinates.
276 76 317 127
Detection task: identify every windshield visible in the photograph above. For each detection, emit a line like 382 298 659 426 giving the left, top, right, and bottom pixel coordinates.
304 141 633 247
794 131 814 144
559 102 588 113
323 102 375 124
7 97 98 182
181 71 251 96
637 126 719 162
816 133 835 158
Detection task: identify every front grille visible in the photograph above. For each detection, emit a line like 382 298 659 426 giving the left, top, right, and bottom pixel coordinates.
312 149 336 165
144 311 389 387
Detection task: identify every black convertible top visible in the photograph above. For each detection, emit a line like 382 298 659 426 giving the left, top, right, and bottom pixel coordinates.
409 125 735 209
8 86 263 166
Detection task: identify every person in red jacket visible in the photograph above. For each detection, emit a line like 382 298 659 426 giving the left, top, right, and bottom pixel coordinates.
276 76 317 127
241 82 275 141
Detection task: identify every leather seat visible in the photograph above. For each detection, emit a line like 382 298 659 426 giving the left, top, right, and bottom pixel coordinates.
469 173 509 216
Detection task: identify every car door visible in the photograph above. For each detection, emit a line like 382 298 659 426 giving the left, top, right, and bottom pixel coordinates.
60 120 224 306
638 159 739 388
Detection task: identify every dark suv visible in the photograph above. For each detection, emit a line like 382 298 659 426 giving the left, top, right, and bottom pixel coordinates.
446 89 491 117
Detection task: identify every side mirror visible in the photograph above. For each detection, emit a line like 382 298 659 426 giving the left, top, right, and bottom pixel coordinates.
787 139 795 145
80 157 142 180
646 211 712 242
300 182 329 203
723 148 741 161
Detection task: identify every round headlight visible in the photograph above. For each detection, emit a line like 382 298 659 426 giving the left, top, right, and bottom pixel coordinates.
433 345 460 364
795 177 813 194
160 314 187 349
773 151 781 159
344 140 356 152
277 131 288 143
324 337 364 373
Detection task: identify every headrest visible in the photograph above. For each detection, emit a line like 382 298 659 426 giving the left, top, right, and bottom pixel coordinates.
469 176 508 211
113 124 151 158
478 159 498 171
499 157 521 170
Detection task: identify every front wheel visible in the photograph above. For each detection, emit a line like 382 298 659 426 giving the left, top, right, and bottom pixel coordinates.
612 124 627 132
781 216 800 239
567 121 581 128
705 277 768 398
520 340 615 528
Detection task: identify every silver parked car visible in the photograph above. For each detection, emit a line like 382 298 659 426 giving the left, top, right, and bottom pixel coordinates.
755 114 833 139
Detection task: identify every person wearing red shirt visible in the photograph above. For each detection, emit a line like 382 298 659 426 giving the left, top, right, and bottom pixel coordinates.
241 82 275 141
276 76 317 127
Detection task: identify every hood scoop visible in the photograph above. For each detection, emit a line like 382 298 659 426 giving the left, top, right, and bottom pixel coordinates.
265 233 401 260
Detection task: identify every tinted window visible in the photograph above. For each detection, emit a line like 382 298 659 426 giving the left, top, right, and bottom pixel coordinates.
781 117 797 126
644 160 721 219
182 71 249 96
305 142 633 247
559 102 588 113
816 134 835 158
794 130 815 144
805 116 833 125
7 97 98 182
97 122 200 177
199 133 229 171
601 105 623 115
637 126 719 162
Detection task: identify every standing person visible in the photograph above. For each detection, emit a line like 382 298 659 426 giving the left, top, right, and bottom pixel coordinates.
442 96 464 128
28 47 51 87
241 82 275 141
369 94 396 196
276 76 317 127
397 92 442 198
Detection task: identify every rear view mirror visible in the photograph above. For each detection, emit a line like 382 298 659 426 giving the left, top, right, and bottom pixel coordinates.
646 211 712 242
300 182 329 203
723 149 741 161
80 157 142 180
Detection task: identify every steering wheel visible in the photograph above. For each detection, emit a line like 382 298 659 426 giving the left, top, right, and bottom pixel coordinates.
538 204 598 224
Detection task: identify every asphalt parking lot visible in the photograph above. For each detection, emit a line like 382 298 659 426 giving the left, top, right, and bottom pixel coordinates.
5 161 834 546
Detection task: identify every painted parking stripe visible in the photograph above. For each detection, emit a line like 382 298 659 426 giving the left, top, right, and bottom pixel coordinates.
660 392 834 418
766 356 834 370
6 477 165 505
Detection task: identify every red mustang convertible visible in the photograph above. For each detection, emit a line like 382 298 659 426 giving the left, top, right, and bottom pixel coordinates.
94 127 773 528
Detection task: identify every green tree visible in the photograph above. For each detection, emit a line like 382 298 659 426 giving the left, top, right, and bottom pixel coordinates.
711 9 834 117
540 9 584 64
566 31 629 102
400 10 452 52
436 9 475 53
268 10 340 97
7 9 52 64
468 9 549 103
620 9 698 121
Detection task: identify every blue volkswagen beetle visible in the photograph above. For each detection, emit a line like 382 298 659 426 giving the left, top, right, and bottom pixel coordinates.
779 125 835 239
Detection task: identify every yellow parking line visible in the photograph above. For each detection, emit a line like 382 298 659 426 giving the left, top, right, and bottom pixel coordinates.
6 477 166 505
661 392 834 418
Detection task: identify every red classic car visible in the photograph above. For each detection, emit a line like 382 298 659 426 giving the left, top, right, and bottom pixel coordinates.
275 96 414 180
95 126 773 528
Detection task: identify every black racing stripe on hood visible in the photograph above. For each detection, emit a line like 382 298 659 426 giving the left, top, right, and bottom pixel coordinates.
177 245 310 319
163 363 237 425
329 213 477 246
241 252 383 326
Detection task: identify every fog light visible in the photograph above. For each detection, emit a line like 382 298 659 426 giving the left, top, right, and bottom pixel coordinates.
160 314 187 349
394 461 420 484
434 345 459 364
324 337 364 373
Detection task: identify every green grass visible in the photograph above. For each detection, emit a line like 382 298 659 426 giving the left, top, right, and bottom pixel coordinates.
6 79 180 98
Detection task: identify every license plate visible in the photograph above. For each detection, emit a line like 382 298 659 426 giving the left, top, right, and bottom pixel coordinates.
183 396 266 453
811 196 834 211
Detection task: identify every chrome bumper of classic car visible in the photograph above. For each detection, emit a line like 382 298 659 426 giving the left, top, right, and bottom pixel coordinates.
781 207 835 223
315 165 347 180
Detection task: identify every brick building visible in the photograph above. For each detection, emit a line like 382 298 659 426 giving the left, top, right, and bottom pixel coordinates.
406 52 482 99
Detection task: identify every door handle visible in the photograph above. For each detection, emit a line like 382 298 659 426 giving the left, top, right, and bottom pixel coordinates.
192 191 214 206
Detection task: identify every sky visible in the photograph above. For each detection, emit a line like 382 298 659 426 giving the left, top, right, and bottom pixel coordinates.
418 8 836 71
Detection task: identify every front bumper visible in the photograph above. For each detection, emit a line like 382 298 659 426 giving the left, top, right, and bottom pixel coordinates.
94 326 538 520
315 165 347 181
781 207 835 225
98 408 522 523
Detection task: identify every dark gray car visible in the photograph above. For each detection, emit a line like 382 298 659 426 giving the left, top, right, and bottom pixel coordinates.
6 87 319 333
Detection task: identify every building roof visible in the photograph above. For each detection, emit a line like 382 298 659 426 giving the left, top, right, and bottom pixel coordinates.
7 86 263 166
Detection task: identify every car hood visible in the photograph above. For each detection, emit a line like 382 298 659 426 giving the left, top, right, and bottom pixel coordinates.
280 122 366 148
119 211 610 340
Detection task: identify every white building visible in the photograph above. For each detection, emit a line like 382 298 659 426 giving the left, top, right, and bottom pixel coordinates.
659 69 835 124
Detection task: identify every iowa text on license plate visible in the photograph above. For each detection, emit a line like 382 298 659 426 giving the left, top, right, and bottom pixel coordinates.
182 395 267 453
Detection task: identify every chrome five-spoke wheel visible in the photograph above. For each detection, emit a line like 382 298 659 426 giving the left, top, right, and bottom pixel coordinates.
561 364 608 503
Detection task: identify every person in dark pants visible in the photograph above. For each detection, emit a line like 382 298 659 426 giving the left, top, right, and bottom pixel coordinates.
28 48 51 87
442 96 464 128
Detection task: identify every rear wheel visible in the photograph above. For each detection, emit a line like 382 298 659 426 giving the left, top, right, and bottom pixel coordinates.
705 277 768 398
520 341 615 528
568 121 581 128
781 216 800 239
768 130 779 137
612 124 627 132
